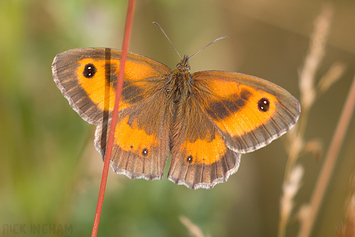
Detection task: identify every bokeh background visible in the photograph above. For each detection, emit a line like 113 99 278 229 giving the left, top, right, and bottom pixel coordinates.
1 0 354 236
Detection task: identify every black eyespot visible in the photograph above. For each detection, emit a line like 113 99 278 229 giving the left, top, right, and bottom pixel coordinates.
186 155 193 164
258 98 270 112
166 88 170 93
130 145 133 149
83 63 97 78
142 148 149 156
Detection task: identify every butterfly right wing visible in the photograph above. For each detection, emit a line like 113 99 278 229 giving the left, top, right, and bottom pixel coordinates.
167 70 299 189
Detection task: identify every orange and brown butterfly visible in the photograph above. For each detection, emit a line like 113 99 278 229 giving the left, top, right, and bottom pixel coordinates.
52 39 300 189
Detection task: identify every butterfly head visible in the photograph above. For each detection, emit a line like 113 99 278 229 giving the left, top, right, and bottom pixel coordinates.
176 55 191 73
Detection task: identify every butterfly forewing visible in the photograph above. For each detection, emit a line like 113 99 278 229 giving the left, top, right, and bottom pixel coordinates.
52 48 171 124
193 71 301 153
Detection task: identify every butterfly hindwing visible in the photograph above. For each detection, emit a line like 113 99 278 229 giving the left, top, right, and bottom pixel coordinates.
95 90 173 180
168 95 241 189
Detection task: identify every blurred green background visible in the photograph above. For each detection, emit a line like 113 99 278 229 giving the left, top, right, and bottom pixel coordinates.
0 0 354 236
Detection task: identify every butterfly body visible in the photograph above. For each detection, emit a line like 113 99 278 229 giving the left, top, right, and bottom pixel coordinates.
52 47 300 189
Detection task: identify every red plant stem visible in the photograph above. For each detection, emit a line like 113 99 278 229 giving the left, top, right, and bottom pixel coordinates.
91 1 136 236
298 77 355 237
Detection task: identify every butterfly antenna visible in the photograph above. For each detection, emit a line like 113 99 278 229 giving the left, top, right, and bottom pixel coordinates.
152 22 182 60
189 35 229 59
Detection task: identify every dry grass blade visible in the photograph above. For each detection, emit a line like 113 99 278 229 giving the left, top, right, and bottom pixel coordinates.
317 62 346 96
180 216 208 237
280 166 304 225
303 139 323 161
299 4 333 109
297 76 355 237
278 4 340 237
279 165 304 237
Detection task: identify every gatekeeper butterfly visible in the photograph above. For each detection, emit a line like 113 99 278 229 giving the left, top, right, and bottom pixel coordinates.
52 41 300 189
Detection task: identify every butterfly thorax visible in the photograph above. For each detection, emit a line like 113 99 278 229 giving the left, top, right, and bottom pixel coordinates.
168 55 193 103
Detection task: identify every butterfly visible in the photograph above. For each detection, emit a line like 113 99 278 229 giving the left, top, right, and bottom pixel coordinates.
52 47 300 189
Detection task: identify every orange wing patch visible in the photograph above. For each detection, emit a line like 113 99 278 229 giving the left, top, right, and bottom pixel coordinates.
181 132 227 165
76 57 166 112
203 78 242 97
196 74 278 136
206 84 278 136
77 58 119 111
115 116 158 158
124 60 162 81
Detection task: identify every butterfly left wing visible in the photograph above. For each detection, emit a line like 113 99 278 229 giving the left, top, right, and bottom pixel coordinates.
52 48 173 180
